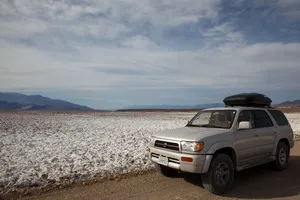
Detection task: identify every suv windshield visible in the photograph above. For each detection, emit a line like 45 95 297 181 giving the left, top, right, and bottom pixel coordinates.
187 110 237 129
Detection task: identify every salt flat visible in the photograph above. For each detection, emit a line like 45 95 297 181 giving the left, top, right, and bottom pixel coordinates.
0 111 299 192
0 111 194 191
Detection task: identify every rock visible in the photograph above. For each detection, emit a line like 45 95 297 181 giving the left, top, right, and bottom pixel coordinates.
55 182 62 186
41 173 48 180
16 188 25 193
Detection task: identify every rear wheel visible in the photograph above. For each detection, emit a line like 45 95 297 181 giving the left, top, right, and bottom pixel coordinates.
273 142 289 171
201 154 235 195
155 164 178 177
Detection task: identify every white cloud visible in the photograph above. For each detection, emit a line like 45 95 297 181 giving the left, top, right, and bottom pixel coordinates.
276 0 300 8
0 0 221 40
65 19 131 39
1 38 300 92
0 19 47 38
104 0 220 27
121 36 159 49
269 0 300 19
0 0 300 108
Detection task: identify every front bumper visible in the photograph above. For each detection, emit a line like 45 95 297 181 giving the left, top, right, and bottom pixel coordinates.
149 146 212 174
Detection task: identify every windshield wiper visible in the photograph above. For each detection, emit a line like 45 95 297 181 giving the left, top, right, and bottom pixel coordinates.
186 124 198 127
187 124 225 128
207 124 224 128
186 124 209 127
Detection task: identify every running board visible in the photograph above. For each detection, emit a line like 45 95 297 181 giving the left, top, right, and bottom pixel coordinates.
237 156 276 171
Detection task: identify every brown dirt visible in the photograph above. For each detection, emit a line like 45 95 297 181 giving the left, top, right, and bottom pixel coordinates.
116 106 300 113
0 169 157 200
2 141 300 200
277 106 300 113
115 108 203 112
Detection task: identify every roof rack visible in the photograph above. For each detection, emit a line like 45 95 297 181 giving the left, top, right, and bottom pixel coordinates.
225 104 273 108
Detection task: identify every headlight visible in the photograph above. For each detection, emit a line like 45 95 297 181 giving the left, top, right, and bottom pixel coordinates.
181 141 204 152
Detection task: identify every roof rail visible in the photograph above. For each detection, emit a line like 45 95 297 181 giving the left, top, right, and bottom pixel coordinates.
225 104 273 108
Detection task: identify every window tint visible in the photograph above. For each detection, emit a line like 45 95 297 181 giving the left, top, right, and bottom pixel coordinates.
238 110 251 123
252 110 273 128
268 110 289 126
237 110 255 128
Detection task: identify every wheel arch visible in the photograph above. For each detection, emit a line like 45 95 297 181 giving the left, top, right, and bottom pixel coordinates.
277 138 290 155
214 147 237 170
204 143 237 173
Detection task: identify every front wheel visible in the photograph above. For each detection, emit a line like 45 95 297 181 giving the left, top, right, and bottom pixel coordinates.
201 154 235 195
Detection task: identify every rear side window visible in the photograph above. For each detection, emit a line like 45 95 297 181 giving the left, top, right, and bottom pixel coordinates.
252 110 273 128
268 110 289 126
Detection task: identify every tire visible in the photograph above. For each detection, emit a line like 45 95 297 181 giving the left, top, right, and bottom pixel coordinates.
201 154 235 195
155 164 178 177
273 142 289 171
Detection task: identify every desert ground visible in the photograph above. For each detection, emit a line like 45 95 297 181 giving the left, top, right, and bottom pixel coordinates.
0 110 300 199
2 141 300 200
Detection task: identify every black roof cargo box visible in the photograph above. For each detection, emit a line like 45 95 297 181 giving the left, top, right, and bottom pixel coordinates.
223 93 272 107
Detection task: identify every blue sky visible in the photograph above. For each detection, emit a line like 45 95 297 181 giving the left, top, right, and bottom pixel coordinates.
1 0 300 109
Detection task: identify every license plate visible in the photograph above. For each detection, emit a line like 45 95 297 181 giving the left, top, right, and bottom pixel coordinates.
158 155 168 166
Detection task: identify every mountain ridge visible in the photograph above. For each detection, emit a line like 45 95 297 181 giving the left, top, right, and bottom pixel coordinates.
120 100 300 110
0 92 93 110
1 92 299 111
121 103 224 110
278 100 300 106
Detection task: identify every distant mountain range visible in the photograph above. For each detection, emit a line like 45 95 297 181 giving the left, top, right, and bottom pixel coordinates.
121 100 300 110
121 103 225 110
278 100 300 106
1 92 299 111
0 92 93 110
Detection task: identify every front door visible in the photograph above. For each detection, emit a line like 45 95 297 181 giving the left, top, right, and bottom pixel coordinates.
235 110 259 166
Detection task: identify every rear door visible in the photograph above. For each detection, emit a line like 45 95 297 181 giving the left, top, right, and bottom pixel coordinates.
251 110 276 157
235 109 275 166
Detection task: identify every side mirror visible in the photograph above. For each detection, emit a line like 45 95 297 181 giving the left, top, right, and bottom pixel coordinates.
238 121 252 130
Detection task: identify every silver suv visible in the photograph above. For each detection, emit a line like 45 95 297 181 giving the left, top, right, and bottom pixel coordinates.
148 106 295 194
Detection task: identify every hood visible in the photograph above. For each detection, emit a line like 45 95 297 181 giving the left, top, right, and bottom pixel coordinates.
153 126 230 141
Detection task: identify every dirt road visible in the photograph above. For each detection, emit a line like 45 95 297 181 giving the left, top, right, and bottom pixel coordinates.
4 141 300 200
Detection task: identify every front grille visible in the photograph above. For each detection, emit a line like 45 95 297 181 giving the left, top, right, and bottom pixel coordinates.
154 140 179 151
151 153 159 158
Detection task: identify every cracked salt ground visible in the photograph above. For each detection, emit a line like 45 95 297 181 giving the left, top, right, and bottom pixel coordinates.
0 111 194 191
286 113 300 136
0 111 299 192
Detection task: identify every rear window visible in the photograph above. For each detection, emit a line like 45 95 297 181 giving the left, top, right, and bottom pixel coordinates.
268 110 289 126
